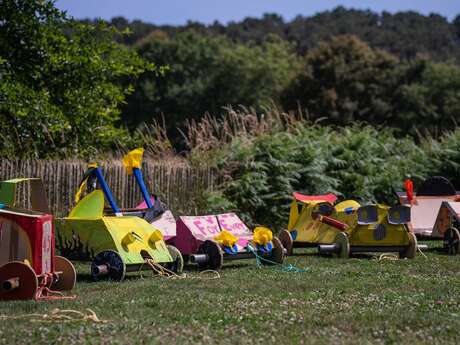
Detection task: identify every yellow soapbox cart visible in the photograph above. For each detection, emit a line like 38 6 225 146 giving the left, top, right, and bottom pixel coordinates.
279 192 418 258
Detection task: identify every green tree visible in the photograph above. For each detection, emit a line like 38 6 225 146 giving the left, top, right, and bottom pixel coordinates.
282 35 460 136
424 129 460 188
393 59 460 135
122 32 300 133
282 35 399 125
0 0 150 158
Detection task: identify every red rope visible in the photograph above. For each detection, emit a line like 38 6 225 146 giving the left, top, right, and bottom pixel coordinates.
35 273 76 301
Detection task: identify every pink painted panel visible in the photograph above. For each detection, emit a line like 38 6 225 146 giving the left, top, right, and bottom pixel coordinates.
217 213 252 248
175 213 253 254
136 197 176 242
136 197 153 210
150 210 176 241
175 215 220 254
175 217 198 254
181 215 221 240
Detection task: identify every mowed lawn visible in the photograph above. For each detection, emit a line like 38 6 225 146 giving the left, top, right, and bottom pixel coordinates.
1 243 460 345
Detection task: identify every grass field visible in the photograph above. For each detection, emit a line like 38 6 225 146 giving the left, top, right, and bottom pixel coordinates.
1 243 460 345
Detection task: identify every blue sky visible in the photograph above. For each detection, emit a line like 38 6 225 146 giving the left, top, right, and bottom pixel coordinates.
55 0 460 24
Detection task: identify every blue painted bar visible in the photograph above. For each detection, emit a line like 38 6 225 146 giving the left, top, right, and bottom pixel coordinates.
93 167 121 214
133 168 153 209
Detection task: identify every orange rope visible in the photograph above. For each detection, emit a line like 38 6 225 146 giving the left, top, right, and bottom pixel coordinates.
35 273 76 301
0 308 106 323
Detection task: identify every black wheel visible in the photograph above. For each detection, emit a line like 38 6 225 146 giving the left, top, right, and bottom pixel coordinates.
197 240 223 271
52 256 76 291
444 227 460 255
333 232 350 259
163 245 184 274
399 232 417 259
278 230 293 256
260 237 285 265
91 250 126 281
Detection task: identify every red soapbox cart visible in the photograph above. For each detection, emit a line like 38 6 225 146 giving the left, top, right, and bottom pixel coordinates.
0 178 76 300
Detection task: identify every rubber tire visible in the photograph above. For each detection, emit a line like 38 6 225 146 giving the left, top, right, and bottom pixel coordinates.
91 250 126 282
399 232 417 259
278 230 293 256
52 256 77 291
197 240 223 271
0 261 38 301
333 232 350 259
163 245 184 274
444 227 460 256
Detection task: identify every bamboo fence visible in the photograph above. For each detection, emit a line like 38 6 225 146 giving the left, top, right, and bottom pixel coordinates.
0 159 219 216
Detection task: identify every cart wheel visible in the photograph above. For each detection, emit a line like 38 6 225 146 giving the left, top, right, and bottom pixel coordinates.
91 250 126 282
333 232 350 259
0 261 38 300
163 245 184 274
51 256 76 291
260 237 285 265
444 227 460 255
278 230 293 256
399 232 417 259
198 240 223 271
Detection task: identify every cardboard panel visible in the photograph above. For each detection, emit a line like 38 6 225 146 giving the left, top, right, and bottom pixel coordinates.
410 198 448 236
30 179 50 213
0 215 33 268
0 181 16 207
217 213 252 248
175 217 200 255
180 215 220 241
69 190 104 219
388 205 411 224
175 213 253 254
41 220 53 274
357 205 378 225
150 210 176 241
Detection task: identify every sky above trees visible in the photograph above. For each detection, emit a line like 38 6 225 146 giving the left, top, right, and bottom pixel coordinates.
55 0 460 24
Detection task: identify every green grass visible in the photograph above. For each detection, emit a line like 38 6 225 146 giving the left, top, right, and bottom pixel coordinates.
1 243 460 345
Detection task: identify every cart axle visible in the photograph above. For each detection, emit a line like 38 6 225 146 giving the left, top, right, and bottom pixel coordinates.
92 264 109 276
1 277 19 292
318 244 428 254
318 244 340 254
190 254 209 264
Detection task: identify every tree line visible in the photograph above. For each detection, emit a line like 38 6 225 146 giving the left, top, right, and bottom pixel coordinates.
123 31 460 141
102 8 460 63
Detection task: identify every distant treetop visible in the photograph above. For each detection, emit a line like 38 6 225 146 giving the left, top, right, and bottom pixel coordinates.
88 7 460 64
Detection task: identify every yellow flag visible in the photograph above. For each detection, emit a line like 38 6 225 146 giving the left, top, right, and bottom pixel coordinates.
253 227 273 246
214 230 239 248
123 148 144 175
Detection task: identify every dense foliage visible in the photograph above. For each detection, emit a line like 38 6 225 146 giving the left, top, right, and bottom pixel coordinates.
0 0 150 158
282 36 460 135
121 31 460 137
122 32 300 132
80 8 460 138
186 110 460 229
